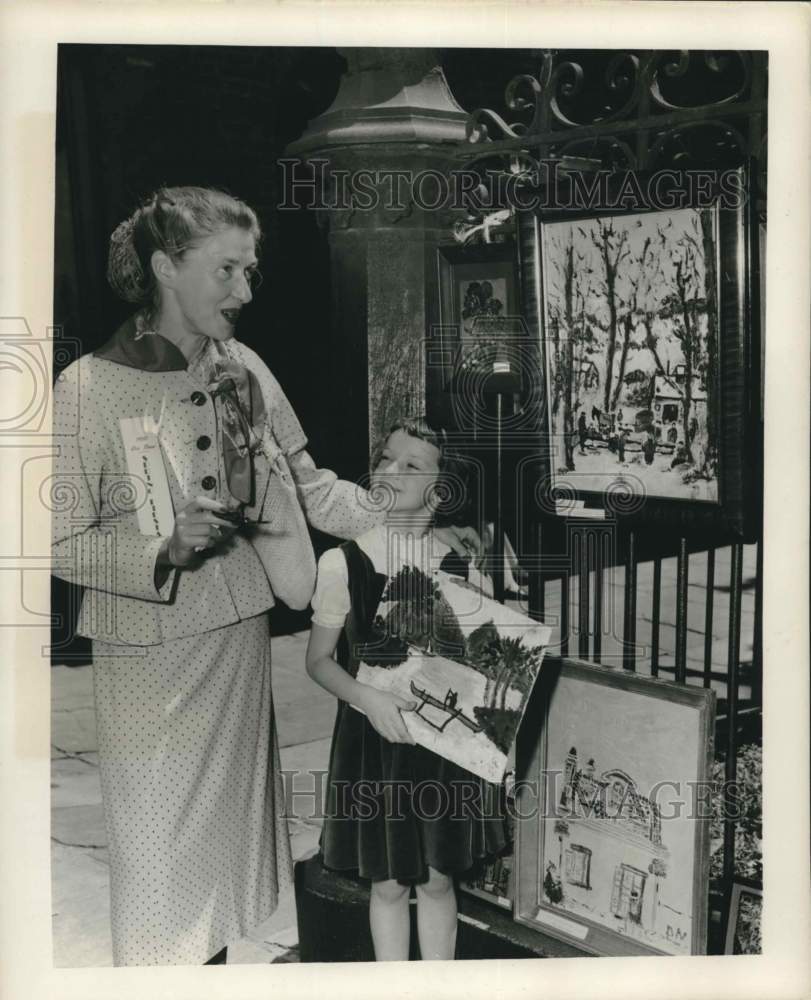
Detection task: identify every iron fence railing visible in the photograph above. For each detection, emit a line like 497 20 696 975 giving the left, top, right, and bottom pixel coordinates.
525 526 761 952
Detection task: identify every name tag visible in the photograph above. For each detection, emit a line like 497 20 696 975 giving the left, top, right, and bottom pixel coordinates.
119 417 175 536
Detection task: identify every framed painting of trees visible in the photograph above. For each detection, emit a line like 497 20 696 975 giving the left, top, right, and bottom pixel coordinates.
531 168 758 535
514 657 715 956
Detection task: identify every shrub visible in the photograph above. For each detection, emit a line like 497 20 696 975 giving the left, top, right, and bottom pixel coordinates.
709 742 762 881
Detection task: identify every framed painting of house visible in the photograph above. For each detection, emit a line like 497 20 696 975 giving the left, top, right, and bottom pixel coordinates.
514 657 715 956
527 167 758 537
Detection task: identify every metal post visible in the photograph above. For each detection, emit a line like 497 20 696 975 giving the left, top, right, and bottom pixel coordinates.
675 537 689 684
722 543 744 894
651 557 662 678
703 548 716 689
623 529 637 672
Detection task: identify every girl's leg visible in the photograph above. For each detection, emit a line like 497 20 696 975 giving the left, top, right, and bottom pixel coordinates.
369 879 411 961
414 866 457 960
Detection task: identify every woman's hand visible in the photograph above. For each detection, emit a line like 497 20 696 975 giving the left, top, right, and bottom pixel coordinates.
434 524 486 572
357 687 417 744
434 525 527 590
160 496 238 569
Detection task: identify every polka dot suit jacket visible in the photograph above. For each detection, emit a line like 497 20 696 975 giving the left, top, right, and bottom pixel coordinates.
51 321 382 646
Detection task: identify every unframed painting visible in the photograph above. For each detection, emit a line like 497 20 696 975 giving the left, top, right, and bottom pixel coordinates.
354 563 551 783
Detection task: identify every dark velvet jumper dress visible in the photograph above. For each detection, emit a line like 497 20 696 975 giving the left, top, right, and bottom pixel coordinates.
318 539 508 886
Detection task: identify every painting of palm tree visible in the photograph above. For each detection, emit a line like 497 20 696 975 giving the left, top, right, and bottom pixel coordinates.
354 565 551 782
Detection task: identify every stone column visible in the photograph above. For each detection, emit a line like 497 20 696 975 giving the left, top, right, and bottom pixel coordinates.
285 48 468 480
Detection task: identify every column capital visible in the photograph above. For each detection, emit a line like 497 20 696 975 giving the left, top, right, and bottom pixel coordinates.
286 49 468 156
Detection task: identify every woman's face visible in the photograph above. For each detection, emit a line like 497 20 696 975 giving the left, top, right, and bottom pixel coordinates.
372 429 441 514
159 226 259 342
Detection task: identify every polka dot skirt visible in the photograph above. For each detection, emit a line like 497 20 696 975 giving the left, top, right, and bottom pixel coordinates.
92 613 293 965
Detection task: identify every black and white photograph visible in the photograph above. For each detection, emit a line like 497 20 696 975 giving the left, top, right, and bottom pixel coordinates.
0 4 809 1000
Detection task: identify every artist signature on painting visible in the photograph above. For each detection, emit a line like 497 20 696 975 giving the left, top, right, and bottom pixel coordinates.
666 924 688 948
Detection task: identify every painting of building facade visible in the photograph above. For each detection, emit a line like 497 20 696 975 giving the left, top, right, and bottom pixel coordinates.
543 746 679 952
516 661 714 956
541 206 721 504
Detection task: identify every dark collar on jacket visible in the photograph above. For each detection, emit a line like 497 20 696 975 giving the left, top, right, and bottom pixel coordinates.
94 315 189 372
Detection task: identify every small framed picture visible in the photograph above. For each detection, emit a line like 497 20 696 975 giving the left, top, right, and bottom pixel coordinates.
459 754 517 910
432 242 544 440
724 880 762 955
459 806 515 911
435 242 523 387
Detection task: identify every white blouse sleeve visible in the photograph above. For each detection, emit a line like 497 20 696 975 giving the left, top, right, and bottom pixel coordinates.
310 547 351 629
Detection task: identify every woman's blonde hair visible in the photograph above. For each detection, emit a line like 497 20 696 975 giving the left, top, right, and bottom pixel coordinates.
106 186 261 324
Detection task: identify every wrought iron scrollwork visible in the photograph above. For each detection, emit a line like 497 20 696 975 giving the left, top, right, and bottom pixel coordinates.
649 50 753 112
647 120 750 171
504 73 545 133
459 48 767 180
548 52 642 128
553 135 638 172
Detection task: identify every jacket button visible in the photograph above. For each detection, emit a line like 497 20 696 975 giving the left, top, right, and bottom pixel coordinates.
196 435 211 451
191 391 207 406
201 475 217 490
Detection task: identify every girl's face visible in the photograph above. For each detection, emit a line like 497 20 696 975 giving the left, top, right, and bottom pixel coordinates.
157 226 259 342
372 429 442 514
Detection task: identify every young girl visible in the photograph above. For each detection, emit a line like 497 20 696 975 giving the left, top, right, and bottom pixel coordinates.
306 417 506 961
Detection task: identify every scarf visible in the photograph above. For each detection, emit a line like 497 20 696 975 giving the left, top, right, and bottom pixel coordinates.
204 358 266 505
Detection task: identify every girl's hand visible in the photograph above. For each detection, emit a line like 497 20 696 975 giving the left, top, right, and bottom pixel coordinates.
357 688 417 744
163 496 238 568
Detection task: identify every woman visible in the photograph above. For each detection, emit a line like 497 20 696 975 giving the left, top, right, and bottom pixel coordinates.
51 186 478 966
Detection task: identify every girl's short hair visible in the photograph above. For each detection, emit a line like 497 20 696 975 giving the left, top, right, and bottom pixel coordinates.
107 186 261 323
378 415 472 527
